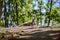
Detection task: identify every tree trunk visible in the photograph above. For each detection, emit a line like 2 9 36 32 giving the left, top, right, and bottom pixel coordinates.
4 1 8 27
47 18 50 27
15 0 18 25
0 0 2 23
39 0 42 26
47 0 53 27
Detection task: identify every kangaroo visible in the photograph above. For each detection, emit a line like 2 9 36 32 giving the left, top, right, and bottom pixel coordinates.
20 17 35 26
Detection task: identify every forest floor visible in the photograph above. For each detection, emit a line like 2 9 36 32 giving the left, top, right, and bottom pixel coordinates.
0 26 60 40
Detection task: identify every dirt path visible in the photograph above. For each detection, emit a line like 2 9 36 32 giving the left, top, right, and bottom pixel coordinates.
19 27 60 40
0 26 60 40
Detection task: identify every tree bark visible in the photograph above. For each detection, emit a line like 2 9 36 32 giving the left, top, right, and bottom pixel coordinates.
4 1 8 27
39 0 42 26
47 0 53 27
0 0 2 20
15 0 18 25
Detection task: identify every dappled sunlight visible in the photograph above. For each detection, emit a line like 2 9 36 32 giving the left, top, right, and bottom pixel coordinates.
0 0 60 40
0 27 60 40
20 36 33 38
49 33 60 36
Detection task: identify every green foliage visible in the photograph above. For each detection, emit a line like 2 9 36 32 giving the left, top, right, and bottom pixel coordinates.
0 21 5 27
0 0 60 27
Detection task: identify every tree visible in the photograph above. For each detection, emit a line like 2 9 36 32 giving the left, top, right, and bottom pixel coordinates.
4 0 9 27
47 0 53 27
38 0 43 26
15 0 18 25
0 0 2 24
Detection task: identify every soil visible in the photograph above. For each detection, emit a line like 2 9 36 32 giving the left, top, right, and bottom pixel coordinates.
0 26 60 40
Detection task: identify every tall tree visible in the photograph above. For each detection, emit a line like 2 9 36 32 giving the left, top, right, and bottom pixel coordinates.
0 0 2 24
38 0 43 26
47 0 53 27
4 0 8 27
15 0 18 25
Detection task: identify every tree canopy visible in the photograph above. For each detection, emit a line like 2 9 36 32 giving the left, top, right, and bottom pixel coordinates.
0 0 60 27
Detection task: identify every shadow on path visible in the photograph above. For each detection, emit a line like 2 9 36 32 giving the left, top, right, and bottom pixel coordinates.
9 30 60 40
